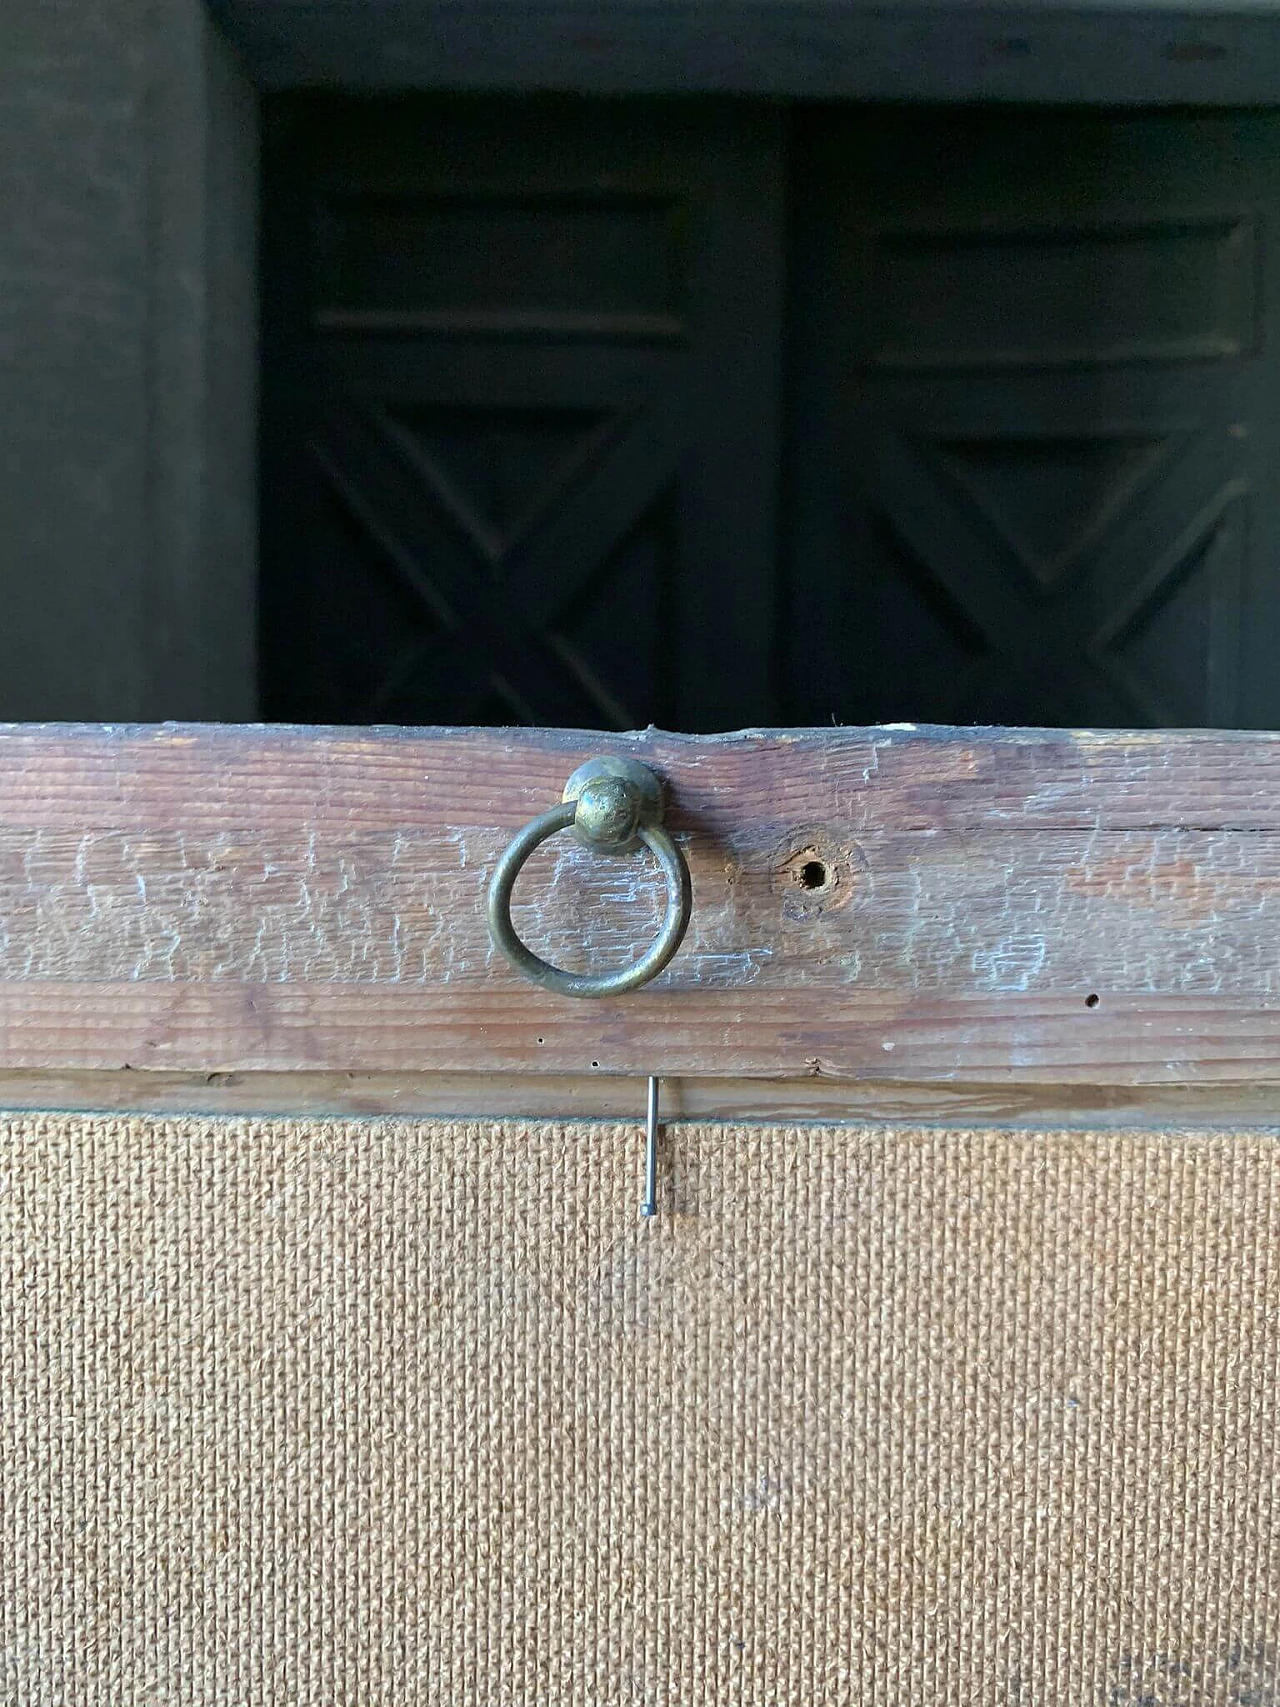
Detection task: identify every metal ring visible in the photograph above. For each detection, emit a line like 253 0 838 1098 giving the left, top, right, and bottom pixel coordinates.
487 797 692 999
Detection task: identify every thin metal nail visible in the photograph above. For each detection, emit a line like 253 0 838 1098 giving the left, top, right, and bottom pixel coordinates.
642 1074 660 1218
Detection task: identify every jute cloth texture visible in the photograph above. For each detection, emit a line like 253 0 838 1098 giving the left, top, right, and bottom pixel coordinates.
1 1113 1278 1706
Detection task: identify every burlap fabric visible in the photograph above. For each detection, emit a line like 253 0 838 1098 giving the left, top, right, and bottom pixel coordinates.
2 1114 1277 1704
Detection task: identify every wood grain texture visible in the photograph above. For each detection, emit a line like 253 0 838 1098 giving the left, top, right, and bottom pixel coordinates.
2 1071 1279 1130
4 721 1280 1081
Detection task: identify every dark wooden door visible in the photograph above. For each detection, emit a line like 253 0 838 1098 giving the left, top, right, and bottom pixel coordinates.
786 108 1280 729
262 101 1280 731
261 96 783 730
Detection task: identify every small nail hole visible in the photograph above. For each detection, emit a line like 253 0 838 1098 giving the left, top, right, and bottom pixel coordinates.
1085 993 1100 1009
798 859 829 891
591 1059 600 1068
537 1036 544 1045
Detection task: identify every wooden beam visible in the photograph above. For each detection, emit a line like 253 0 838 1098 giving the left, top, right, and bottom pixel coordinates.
3 722 1280 1082
209 2 1280 106
1 1070 1279 1130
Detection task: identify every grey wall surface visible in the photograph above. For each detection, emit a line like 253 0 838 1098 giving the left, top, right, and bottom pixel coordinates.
1 0 257 720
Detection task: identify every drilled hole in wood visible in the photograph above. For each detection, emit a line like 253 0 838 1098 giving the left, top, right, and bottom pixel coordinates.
1085 993 1100 1009
772 834 864 917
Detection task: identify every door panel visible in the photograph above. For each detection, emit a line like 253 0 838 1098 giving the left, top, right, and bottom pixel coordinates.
786 109 1280 728
261 96 784 731
263 102 1280 731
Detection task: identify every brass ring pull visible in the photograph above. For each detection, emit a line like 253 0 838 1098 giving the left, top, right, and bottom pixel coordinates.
487 757 692 999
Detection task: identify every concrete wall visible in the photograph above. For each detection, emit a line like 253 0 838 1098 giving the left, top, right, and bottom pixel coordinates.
0 0 258 720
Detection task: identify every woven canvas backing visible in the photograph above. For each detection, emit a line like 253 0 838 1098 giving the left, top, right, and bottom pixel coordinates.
2 1113 1278 1705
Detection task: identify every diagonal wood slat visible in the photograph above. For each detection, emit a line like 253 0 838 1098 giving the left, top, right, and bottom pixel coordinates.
315 391 686 725
312 411 632 725
873 422 1249 725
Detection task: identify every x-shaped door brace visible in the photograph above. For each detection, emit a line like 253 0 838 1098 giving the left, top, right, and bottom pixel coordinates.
310 387 685 726
874 422 1247 725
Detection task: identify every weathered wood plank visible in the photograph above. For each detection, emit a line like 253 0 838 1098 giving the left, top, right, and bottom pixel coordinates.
2 722 1280 1081
3 983 1280 1079
1 825 1278 996
2 1070 1279 1131
4 721 1280 831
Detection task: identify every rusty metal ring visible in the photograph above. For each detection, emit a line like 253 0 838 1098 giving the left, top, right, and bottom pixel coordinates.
487 760 691 999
